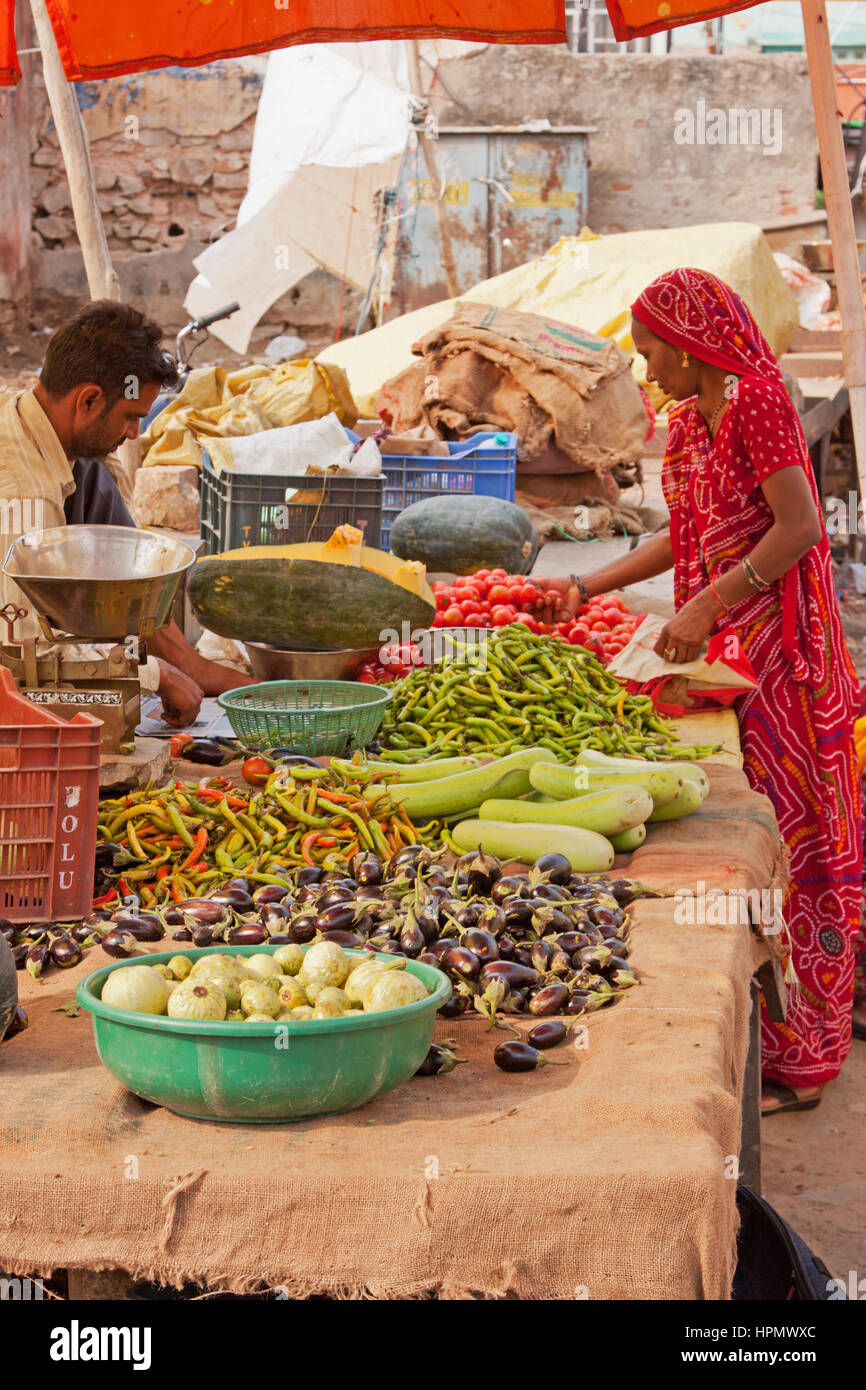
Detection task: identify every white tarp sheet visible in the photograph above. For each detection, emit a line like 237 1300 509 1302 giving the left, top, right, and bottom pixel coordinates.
185 41 481 353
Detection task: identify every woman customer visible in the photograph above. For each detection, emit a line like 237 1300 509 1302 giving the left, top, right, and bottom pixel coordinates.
537 267 863 1114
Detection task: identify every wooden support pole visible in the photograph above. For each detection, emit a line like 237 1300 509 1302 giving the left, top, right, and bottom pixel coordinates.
29 0 119 301
406 41 460 300
801 0 866 506
0 4 34 326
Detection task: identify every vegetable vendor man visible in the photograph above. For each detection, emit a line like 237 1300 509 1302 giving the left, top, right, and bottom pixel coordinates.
0 300 253 726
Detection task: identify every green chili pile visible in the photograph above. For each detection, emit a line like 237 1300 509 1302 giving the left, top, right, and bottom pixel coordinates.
95 765 442 911
378 625 715 762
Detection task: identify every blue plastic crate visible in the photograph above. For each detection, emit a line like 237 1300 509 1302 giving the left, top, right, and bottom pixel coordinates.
345 430 517 550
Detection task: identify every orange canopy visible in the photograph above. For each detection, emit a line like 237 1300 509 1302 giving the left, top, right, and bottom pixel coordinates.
608 0 759 40
0 0 566 85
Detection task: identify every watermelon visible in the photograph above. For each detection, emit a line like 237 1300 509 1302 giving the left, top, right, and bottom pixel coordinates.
389 495 538 576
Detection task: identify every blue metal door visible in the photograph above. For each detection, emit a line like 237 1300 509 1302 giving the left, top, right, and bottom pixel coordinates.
389 128 593 318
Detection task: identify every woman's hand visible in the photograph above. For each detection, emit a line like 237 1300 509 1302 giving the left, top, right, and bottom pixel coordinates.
654 590 720 665
530 576 582 624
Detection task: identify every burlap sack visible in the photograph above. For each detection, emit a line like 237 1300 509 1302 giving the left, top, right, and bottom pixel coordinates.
0 893 763 1299
378 302 648 471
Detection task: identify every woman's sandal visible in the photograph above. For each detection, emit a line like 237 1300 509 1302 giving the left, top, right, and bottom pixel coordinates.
761 1082 822 1117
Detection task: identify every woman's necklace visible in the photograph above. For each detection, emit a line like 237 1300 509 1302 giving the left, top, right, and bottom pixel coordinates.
707 393 727 437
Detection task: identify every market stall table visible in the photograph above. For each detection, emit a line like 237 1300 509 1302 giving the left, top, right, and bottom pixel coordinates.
0 718 784 1300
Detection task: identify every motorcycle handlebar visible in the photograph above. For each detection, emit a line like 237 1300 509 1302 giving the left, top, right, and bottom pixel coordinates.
188 301 240 332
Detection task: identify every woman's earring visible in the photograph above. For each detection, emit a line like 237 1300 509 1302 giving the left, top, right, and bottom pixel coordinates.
681 351 690 367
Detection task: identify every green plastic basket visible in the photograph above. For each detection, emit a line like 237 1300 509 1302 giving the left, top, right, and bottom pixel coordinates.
218 679 392 757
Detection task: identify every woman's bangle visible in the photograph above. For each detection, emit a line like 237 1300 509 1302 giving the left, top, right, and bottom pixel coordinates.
742 556 769 592
709 576 729 612
569 573 589 607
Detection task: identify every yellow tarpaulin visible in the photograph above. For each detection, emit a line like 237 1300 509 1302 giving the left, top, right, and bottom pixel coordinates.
141 360 358 470
317 222 799 416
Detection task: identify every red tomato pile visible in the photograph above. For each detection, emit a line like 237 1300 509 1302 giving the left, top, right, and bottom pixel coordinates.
353 574 639 683
356 641 425 685
429 570 639 661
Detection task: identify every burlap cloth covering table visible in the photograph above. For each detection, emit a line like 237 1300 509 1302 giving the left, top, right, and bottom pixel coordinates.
0 764 782 1299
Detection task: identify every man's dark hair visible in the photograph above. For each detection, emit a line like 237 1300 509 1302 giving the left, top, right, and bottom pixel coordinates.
41 300 179 404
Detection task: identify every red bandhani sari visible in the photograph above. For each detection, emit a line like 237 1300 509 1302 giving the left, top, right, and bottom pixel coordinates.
633 268 863 1088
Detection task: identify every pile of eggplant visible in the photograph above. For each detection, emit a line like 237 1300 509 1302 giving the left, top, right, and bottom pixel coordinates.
71 845 642 1025
9 846 645 1033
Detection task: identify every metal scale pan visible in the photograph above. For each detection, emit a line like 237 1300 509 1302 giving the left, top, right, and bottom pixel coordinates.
3 525 196 641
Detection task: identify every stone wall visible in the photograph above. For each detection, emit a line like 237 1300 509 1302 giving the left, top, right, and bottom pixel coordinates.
432 49 817 231
18 49 816 343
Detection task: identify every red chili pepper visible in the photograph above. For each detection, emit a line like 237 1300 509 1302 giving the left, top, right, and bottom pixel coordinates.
92 887 119 907
179 826 208 871
118 877 132 897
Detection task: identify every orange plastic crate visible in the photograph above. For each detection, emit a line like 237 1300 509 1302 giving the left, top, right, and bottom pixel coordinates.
0 668 102 923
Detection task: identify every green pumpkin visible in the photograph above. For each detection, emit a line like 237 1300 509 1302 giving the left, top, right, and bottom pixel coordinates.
389 495 538 576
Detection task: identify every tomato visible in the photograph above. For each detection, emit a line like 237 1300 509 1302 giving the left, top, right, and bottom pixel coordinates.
356 664 379 684
490 568 508 580
514 614 539 632
442 605 463 626
242 755 273 786
491 604 517 625
487 583 513 604
460 609 484 625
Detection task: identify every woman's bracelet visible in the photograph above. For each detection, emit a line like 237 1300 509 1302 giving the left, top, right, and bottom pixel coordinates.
709 576 729 612
742 555 770 592
569 573 589 607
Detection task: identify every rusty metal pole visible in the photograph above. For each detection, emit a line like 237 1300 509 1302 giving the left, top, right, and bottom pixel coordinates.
406 41 459 299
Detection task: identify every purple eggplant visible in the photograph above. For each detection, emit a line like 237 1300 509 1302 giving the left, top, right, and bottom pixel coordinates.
252 884 291 906
459 928 499 965
171 927 193 942
287 915 317 944
493 1039 566 1073
480 960 540 989
315 903 356 934
320 929 365 948
3 1005 29 1040
414 1042 466 1077
527 1020 569 1050
101 931 139 959
259 903 291 930
26 943 51 978
491 875 526 905
533 852 572 885
227 922 267 946
398 923 426 958
163 900 228 928
295 866 323 887
443 945 481 980
50 937 83 969
528 983 569 1016
112 916 164 943
438 992 470 1019
353 855 383 887
11 942 28 969
212 888 254 912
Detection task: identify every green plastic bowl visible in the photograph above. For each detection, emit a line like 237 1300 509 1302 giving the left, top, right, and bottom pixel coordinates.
76 945 450 1124
218 679 392 757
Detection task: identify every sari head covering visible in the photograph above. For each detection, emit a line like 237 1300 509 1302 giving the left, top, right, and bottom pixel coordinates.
630 267 780 380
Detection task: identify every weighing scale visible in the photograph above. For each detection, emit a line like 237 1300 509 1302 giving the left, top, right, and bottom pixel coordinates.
1 525 195 782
